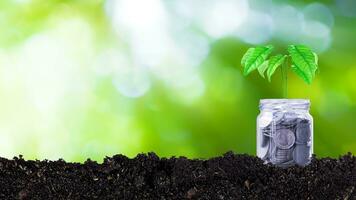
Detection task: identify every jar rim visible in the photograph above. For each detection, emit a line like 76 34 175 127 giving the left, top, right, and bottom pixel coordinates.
260 99 310 104
259 99 310 110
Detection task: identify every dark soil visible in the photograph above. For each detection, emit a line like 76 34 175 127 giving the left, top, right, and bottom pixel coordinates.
0 152 355 200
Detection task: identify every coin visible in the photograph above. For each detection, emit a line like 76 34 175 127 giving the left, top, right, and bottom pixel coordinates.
271 148 293 164
274 129 295 149
293 144 311 166
281 112 298 125
278 159 296 168
257 109 312 167
296 120 311 144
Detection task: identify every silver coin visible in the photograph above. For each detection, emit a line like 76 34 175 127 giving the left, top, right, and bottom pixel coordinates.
271 148 293 164
295 120 311 144
278 159 296 168
274 129 295 149
281 112 298 125
293 144 311 166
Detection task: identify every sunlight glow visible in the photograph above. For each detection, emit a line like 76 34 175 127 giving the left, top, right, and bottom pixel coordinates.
237 11 274 44
200 0 249 38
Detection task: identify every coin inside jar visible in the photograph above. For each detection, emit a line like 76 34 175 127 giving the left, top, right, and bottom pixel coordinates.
274 129 295 149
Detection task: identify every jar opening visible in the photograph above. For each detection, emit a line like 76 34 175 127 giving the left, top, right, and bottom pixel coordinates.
259 99 310 110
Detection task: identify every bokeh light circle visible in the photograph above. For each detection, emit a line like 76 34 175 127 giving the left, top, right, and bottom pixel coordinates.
301 20 332 53
236 11 274 44
272 5 304 43
200 0 249 38
303 3 334 27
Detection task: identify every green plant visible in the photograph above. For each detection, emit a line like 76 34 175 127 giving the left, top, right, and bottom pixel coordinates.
241 45 318 98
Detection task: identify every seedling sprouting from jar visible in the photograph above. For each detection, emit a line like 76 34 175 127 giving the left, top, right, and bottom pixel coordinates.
241 45 319 167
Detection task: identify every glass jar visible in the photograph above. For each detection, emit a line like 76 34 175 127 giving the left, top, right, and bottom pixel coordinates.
257 99 313 167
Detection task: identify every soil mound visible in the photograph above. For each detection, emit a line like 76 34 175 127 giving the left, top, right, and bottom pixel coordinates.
0 152 355 199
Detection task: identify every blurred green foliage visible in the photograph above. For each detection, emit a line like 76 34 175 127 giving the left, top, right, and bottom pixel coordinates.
0 0 355 162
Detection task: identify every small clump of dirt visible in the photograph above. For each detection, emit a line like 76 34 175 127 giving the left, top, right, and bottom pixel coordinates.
0 152 355 199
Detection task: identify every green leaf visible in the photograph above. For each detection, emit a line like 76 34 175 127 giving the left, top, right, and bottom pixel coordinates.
287 45 318 84
257 61 269 78
266 54 287 82
241 45 274 76
241 48 253 66
313 52 318 66
313 52 320 74
291 64 311 84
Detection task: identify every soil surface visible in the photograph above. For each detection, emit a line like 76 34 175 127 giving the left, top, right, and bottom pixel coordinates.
0 152 355 200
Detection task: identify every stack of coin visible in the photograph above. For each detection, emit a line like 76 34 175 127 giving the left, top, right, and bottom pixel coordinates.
294 120 312 166
259 112 312 167
272 148 293 164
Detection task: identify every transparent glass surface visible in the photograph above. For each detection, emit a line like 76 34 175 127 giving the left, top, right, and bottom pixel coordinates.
257 99 313 167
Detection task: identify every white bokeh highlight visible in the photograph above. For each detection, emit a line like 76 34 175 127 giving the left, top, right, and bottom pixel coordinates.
272 5 304 43
303 3 334 28
237 11 274 44
200 0 249 38
301 20 332 53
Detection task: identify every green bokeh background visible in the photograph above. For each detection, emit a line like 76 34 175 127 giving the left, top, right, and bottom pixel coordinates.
0 0 355 161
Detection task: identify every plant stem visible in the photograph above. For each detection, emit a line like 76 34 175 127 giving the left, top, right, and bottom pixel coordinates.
281 58 288 98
